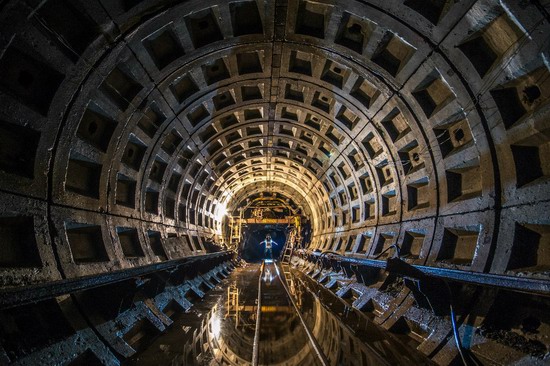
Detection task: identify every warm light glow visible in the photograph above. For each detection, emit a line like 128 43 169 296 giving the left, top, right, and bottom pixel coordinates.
214 201 228 221
211 314 221 339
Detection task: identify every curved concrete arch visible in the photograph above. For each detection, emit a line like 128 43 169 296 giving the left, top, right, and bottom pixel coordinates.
0 0 549 364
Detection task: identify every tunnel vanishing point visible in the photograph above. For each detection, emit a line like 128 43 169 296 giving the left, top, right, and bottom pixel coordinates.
0 0 549 365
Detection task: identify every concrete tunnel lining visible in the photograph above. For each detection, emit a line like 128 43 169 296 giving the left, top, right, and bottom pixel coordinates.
0 0 549 364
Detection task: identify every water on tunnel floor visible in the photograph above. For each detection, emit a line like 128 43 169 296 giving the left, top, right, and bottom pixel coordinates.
125 262 434 365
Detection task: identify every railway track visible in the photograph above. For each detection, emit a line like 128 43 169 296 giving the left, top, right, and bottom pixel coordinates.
251 260 329 366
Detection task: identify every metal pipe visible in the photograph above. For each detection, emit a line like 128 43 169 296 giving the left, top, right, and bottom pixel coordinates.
308 251 550 297
0 251 233 309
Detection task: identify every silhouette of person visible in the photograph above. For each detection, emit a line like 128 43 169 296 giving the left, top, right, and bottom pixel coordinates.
259 234 278 260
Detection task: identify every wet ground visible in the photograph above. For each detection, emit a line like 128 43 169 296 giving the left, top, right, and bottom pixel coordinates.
126 261 434 365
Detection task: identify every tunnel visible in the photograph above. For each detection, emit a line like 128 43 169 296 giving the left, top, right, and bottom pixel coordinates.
0 0 549 364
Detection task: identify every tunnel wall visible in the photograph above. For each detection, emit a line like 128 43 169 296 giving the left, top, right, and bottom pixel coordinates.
0 0 549 364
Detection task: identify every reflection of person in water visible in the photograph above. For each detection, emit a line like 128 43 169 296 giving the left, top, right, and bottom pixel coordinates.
259 235 278 259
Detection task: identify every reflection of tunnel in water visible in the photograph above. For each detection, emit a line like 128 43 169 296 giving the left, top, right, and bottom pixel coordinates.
174 262 433 365
241 225 287 262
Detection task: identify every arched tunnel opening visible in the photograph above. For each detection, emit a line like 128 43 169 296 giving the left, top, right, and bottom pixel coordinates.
241 224 287 262
0 0 549 365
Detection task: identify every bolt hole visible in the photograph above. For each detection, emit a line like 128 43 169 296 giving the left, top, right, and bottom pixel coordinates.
127 148 134 159
333 67 342 74
198 20 209 30
453 128 465 141
18 70 34 89
412 153 420 162
88 121 98 135
348 23 362 34
523 85 541 104
321 96 328 102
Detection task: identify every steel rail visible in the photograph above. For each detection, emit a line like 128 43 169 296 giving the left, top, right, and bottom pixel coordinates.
274 262 330 366
292 273 394 366
0 251 233 309
252 260 265 366
309 251 550 297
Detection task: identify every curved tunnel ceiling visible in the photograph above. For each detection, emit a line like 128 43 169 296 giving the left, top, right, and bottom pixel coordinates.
0 0 549 280
0 0 549 362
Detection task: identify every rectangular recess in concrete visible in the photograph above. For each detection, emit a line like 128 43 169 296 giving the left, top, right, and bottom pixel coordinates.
381 108 411 142
335 12 374 54
0 217 41 267
437 227 479 266
236 52 263 74
407 177 430 211
147 230 167 260
170 74 199 103
122 135 147 171
401 230 425 259
336 106 359 130
362 132 383 159
295 1 327 38
122 318 160 352
100 65 143 111
137 102 166 138
458 14 522 77
372 32 414 77
145 190 159 214
434 119 472 158
168 172 182 193
321 60 345 88
511 145 544 188
0 45 64 116
0 119 40 179
213 90 236 110
77 103 117 152
65 157 102 199
351 77 380 109
148 159 167 185
288 50 312 76
116 174 136 208
412 72 455 118
241 85 262 101
507 224 550 272
117 227 144 258
184 8 223 49
202 58 230 85
446 160 482 202
165 197 175 219
364 200 374 220
373 232 395 258
404 0 450 24
162 299 184 319
230 1 263 36
382 190 397 216
187 104 210 127
143 26 185 70
161 130 183 155
36 0 99 57
66 223 108 263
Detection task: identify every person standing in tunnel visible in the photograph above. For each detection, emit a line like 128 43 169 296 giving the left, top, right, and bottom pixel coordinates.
260 234 278 260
